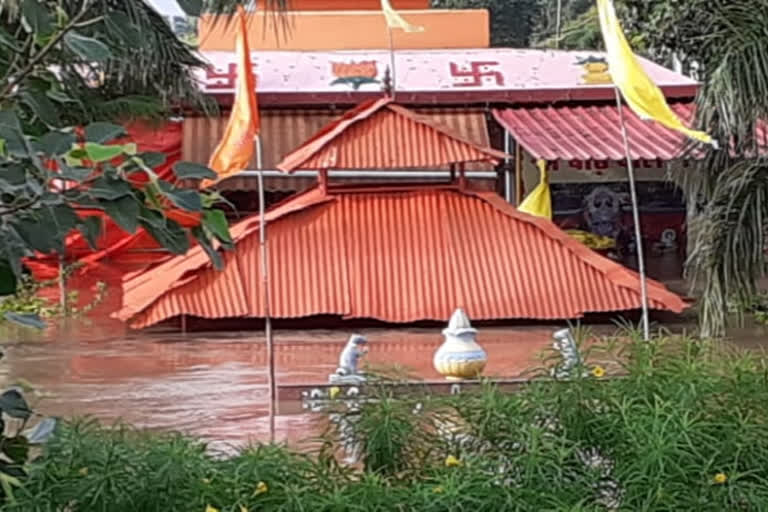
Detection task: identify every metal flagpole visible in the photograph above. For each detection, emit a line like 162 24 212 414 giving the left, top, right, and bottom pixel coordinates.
387 26 397 100
614 88 650 341
255 134 277 441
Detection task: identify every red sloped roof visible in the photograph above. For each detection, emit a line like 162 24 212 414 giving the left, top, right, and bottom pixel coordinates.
116 184 686 329
493 102 768 161
277 98 508 172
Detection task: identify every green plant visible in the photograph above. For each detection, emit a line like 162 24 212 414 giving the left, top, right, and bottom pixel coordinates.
8 333 768 510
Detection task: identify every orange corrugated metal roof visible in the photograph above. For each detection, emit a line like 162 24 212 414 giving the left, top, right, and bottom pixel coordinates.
494 102 768 161
277 98 508 172
116 184 686 329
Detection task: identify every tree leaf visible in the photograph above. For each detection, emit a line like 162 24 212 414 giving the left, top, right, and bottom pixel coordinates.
78 216 103 249
141 217 189 254
202 210 232 244
0 111 27 157
84 122 124 144
25 418 57 444
2 437 29 465
102 196 140 233
21 91 59 127
88 176 133 200
13 217 58 253
105 12 142 47
38 131 75 157
177 0 203 16
0 389 32 419
21 0 52 36
137 152 166 169
173 161 216 180
0 260 16 296
58 162 92 183
157 181 202 212
192 226 223 270
84 142 123 163
63 32 111 62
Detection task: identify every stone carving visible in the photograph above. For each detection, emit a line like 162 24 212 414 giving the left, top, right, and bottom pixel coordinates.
433 309 487 380
329 334 368 384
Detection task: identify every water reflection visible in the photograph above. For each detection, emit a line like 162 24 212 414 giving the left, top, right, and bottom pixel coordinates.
0 325 555 450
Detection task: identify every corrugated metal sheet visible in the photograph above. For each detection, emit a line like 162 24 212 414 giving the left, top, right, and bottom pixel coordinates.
493 102 714 161
118 184 686 329
277 98 507 172
183 105 496 191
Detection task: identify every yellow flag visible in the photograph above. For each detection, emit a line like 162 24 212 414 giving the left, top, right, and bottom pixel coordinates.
381 0 424 32
202 6 260 188
518 160 552 220
596 0 716 147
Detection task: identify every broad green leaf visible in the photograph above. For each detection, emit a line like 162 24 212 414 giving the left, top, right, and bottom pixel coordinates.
21 91 59 127
173 161 216 180
177 0 203 16
51 203 80 233
0 260 16 295
88 176 133 200
14 217 58 253
26 418 57 444
0 390 32 419
84 122 124 144
78 216 103 249
63 32 111 62
2 437 29 465
157 181 202 212
192 226 223 270
84 142 122 163
202 209 232 243
58 162 92 183
102 196 140 233
21 0 52 35
38 131 75 157
137 152 166 169
141 217 189 254
46 89 74 103
0 111 27 157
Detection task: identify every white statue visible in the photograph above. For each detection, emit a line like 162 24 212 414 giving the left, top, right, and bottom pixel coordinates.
551 328 584 379
329 334 368 384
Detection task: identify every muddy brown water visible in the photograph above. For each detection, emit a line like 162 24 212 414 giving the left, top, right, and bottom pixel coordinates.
1 320 766 450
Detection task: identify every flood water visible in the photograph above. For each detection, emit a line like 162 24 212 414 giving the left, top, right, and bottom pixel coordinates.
2 319 767 450
0 324 558 450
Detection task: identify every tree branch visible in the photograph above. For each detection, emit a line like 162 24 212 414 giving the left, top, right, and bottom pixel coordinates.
0 1 93 101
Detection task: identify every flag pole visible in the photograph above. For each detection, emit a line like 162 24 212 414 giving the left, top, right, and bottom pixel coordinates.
255 134 277 441
387 26 397 100
614 87 650 341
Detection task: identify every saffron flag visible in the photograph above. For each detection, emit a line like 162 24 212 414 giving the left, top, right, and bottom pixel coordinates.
381 0 424 33
518 159 552 220
596 0 716 147
203 6 260 188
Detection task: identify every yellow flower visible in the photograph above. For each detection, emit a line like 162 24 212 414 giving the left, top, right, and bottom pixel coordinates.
78 467 89 476
205 506 220 512
201 478 211 485
254 481 269 496
444 455 462 468
328 386 341 399
432 486 444 494
713 472 728 485
240 506 249 512
591 366 606 378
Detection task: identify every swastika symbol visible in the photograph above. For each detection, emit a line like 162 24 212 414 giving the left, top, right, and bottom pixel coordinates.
449 61 504 87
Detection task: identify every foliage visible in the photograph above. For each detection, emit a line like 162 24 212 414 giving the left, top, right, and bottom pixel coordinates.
622 0 768 336
0 350 57 504
430 0 542 47
0 0 236 324
8 334 768 510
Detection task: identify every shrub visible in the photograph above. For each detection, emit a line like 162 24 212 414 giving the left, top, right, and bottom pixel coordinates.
6 334 768 511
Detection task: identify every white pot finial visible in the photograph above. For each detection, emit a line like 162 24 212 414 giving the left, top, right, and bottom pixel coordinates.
434 308 486 381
